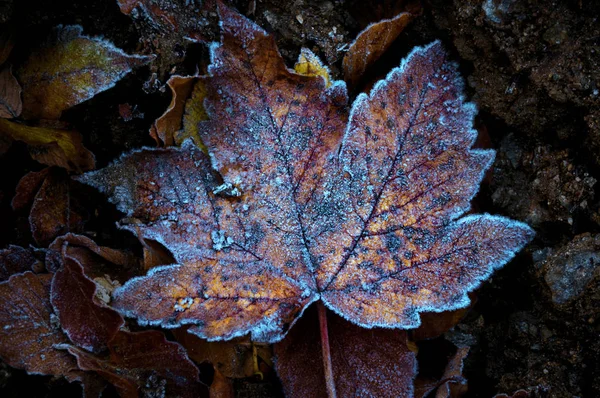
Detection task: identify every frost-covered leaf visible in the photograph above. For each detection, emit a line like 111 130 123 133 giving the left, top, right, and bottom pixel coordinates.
343 12 413 89
0 272 79 379
150 74 205 147
51 254 124 353
0 245 42 282
0 119 95 171
45 233 137 276
12 168 86 246
16 25 152 120
0 66 22 118
68 330 208 398
275 306 417 397
78 5 534 344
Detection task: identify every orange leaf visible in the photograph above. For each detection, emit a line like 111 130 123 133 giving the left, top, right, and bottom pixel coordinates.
343 12 414 89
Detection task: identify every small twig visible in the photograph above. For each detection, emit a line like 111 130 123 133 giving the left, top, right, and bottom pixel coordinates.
318 302 337 398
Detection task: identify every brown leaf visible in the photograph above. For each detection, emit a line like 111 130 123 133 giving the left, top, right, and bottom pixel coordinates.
46 233 137 276
0 66 22 118
275 306 417 397
0 245 42 281
150 74 201 146
78 5 533 346
0 272 79 380
173 327 272 379
343 12 413 89
0 119 95 172
68 330 208 398
13 168 86 246
51 254 124 353
16 25 152 120
435 347 469 398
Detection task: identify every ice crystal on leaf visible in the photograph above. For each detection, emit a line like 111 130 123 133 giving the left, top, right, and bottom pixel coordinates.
78 4 534 343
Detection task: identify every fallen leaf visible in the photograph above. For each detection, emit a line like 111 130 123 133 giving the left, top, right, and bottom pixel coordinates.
16 25 152 120
150 74 201 146
435 347 469 398
173 327 272 379
275 306 417 397
78 5 534 345
45 233 137 276
343 12 414 89
68 330 208 398
13 168 85 246
0 119 95 172
294 48 332 87
0 272 79 380
51 254 124 353
0 66 22 118
0 245 42 281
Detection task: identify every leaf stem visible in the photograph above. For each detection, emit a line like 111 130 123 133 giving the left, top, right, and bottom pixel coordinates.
318 302 337 398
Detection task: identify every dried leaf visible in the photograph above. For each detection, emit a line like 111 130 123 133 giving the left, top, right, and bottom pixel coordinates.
150 75 200 146
0 30 15 65
16 25 152 120
51 254 124 353
0 66 22 118
0 119 95 172
173 327 272 379
78 5 534 344
68 330 208 398
13 168 85 246
294 48 332 87
436 347 469 398
0 272 79 379
275 306 417 397
343 12 413 89
0 245 42 281
46 233 137 276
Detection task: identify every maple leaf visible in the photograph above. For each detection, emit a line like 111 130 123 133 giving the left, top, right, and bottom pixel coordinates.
78 4 534 344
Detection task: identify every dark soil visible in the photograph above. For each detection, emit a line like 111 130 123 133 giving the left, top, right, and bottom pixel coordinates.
1 0 599 397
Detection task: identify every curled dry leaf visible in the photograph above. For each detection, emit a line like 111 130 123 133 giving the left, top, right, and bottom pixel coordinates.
275 306 417 397
16 25 152 120
51 254 124 353
0 66 22 118
0 272 80 381
210 369 234 398
13 168 85 246
173 327 272 379
343 12 414 89
45 233 137 277
0 245 42 281
78 4 533 344
68 330 208 398
0 119 95 172
415 346 470 398
150 74 203 147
